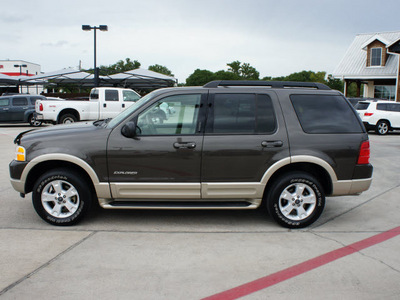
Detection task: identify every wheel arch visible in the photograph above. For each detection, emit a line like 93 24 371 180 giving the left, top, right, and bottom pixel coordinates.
57 109 80 123
377 119 391 127
21 154 110 198
261 157 335 200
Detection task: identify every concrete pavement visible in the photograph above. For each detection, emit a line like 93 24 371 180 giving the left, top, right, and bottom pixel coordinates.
0 124 399 299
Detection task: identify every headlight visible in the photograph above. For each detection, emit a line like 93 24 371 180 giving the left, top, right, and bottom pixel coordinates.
16 146 26 161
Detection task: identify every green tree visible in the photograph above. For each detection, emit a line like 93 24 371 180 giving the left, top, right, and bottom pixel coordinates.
226 61 260 80
227 60 242 76
326 74 344 92
262 70 344 92
97 58 141 75
148 64 174 76
185 69 215 86
213 70 241 80
240 63 260 80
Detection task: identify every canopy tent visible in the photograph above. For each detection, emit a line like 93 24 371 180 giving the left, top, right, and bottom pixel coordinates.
21 67 177 89
102 68 177 89
24 68 96 87
0 73 23 85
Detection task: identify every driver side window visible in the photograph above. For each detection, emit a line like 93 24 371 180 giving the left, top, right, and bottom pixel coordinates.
137 94 201 135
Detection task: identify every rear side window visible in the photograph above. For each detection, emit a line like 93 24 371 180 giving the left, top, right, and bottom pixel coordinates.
12 97 28 106
30 97 43 105
290 94 363 134
355 102 370 110
207 93 276 134
105 90 119 101
377 103 388 111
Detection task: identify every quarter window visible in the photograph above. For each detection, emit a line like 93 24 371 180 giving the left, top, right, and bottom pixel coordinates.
291 94 363 133
371 48 382 66
136 94 201 135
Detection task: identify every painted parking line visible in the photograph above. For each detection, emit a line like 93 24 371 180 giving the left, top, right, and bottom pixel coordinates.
202 226 400 300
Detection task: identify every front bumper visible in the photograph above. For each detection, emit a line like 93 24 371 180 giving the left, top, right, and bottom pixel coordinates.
9 160 29 194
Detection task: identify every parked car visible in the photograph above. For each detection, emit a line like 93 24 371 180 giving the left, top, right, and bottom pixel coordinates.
0 94 46 126
9 80 373 228
355 100 400 135
35 87 140 124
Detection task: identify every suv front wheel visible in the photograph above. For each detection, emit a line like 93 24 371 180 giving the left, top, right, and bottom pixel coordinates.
266 172 325 228
32 169 92 226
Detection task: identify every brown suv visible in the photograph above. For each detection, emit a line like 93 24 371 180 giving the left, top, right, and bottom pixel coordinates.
9 81 373 228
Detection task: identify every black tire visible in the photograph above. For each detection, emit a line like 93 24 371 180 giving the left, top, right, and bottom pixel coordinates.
32 169 92 226
375 120 390 135
59 113 77 124
266 172 325 229
28 114 42 127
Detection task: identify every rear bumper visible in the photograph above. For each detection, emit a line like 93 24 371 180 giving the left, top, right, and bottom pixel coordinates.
34 112 55 122
332 177 372 196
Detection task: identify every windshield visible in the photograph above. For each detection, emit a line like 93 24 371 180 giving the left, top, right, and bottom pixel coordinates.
106 91 157 128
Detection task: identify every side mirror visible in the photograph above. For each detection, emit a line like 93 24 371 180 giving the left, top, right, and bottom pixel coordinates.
121 121 137 138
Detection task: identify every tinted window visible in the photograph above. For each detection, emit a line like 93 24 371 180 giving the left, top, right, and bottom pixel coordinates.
355 102 370 110
290 94 363 134
0 98 9 106
208 94 276 134
30 97 43 105
256 95 276 133
377 103 388 111
390 104 400 112
105 90 119 101
12 97 28 106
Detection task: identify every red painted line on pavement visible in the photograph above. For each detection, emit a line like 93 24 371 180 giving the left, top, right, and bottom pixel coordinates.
202 226 400 300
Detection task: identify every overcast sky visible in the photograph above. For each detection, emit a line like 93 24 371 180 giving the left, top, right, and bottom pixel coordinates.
2 0 400 83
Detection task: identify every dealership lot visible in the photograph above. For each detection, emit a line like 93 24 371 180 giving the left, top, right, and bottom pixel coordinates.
0 124 399 299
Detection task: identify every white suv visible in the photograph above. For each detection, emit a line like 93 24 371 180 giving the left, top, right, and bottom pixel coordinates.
356 100 400 135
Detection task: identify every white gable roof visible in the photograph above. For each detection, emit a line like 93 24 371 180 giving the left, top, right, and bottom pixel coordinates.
333 31 400 80
360 34 391 50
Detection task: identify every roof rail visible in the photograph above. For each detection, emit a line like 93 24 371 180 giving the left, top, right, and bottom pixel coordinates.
203 80 331 90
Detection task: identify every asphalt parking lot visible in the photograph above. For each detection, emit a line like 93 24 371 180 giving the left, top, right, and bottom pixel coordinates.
0 124 399 300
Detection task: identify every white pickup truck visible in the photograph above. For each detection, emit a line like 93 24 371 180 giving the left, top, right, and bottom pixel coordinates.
35 87 141 124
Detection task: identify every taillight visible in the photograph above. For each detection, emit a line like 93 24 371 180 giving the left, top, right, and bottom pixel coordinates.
364 112 373 116
39 103 43 111
357 140 370 164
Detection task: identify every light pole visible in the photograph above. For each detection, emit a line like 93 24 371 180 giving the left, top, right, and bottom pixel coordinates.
82 25 108 87
13 64 27 93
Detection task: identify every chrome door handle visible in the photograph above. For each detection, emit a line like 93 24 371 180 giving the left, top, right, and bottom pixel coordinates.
173 142 196 149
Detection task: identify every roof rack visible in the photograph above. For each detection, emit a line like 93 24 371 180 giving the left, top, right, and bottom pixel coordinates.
203 80 331 90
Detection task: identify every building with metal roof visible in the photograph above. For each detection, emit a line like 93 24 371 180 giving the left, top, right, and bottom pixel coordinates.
332 31 400 101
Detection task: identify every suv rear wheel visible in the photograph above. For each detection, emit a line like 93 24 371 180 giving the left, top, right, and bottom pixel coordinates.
32 169 92 226
266 172 325 228
28 114 42 127
376 120 390 135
